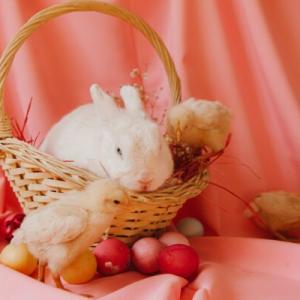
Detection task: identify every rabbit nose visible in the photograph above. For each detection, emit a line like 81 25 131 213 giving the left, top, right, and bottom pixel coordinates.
138 178 152 185
138 178 153 191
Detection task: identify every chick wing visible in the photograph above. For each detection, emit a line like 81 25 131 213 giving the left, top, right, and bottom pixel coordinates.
18 204 88 245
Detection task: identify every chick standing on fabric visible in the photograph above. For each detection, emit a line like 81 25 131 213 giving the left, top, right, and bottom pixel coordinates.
166 98 232 152
11 179 128 290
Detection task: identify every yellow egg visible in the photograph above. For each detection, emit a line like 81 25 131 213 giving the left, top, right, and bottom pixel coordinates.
0 243 37 275
61 249 97 284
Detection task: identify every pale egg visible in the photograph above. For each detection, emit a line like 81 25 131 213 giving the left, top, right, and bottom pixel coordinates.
176 217 204 237
159 231 190 246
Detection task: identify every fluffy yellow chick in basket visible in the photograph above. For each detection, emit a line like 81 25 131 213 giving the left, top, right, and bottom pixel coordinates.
166 98 232 152
11 178 128 291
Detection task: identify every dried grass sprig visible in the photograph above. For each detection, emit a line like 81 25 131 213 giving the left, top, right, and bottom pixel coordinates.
12 98 40 145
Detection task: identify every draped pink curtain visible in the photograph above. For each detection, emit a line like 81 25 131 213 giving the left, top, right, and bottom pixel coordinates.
0 1 300 299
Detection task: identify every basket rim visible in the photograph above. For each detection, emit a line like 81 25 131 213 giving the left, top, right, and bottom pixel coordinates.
0 137 208 203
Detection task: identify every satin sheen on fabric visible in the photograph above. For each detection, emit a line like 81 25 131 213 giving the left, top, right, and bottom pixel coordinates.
0 0 299 299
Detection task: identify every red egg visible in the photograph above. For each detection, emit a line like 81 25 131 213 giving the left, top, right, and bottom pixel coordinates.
132 237 165 274
94 238 131 275
158 244 199 280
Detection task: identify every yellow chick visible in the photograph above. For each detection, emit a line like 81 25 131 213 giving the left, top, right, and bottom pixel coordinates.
11 179 128 290
246 191 300 241
166 98 232 152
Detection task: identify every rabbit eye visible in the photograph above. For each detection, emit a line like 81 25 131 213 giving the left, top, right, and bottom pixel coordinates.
116 147 122 156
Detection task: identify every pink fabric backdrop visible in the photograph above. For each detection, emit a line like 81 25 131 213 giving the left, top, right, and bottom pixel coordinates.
0 0 300 299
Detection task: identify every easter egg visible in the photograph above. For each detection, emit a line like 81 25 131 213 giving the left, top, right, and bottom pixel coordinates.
158 244 199 280
0 243 37 275
94 238 131 275
61 249 97 284
176 217 204 237
159 231 190 246
132 237 164 274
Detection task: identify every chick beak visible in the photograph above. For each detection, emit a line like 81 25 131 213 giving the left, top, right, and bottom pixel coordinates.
120 194 130 207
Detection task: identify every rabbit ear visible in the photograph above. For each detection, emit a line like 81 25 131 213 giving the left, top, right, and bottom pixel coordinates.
90 84 119 118
120 85 145 116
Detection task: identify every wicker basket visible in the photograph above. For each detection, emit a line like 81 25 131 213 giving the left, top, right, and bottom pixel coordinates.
0 0 208 244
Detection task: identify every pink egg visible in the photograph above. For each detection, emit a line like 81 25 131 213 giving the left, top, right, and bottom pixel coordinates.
132 237 165 274
159 231 190 246
158 244 200 280
94 238 131 275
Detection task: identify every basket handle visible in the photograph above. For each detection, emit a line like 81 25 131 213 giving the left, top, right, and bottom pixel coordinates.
0 0 181 138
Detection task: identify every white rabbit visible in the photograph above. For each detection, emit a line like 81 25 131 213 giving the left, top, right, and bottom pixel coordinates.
40 84 174 192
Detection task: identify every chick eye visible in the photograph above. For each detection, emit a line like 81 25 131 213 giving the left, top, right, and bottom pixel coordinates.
113 200 120 204
116 147 122 156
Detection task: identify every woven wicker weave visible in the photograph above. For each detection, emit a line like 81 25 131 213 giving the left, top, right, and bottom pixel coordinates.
0 0 208 244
